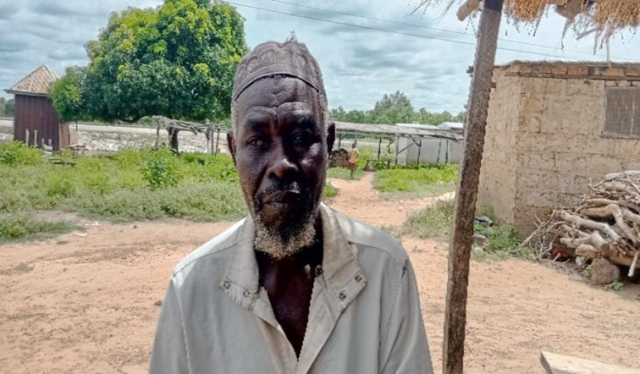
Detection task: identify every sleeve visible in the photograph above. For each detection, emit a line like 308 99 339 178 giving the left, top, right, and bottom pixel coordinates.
149 279 189 374
380 260 434 374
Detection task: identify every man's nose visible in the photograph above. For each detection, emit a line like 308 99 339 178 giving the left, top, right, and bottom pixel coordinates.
267 142 298 179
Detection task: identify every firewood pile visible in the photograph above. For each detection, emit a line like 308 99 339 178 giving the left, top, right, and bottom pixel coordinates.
529 171 640 284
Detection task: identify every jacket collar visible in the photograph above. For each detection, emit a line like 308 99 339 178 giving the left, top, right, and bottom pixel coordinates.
219 203 366 312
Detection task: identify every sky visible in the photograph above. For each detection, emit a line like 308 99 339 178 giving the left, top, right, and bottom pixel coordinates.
1 0 640 113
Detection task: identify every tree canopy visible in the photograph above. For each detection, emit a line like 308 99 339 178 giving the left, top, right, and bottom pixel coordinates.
50 0 248 123
330 90 464 126
0 98 15 118
49 67 87 123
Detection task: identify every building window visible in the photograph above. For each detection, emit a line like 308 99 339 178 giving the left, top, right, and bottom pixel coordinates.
604 87 640 138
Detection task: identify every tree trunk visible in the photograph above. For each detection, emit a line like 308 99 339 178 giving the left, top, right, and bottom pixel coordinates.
442 1 503 374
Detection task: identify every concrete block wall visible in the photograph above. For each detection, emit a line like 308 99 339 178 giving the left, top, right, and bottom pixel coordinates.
479 62 640 236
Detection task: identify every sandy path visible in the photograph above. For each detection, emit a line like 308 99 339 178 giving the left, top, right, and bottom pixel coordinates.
0 176 639 373
328 173 454 227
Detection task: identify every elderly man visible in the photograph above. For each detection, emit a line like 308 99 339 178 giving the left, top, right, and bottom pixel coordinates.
150 40 433 374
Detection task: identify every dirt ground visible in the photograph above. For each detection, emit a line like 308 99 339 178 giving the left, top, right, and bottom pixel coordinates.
1 173 639 374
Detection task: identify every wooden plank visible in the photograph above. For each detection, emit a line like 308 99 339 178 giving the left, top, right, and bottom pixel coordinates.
457 0 481 21
442 1 503 374
541 351 640 374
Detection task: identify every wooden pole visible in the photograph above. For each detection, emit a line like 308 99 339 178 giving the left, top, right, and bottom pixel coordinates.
377 137 382 160
215 128 221 156
443 1 503 374
394 135 400 165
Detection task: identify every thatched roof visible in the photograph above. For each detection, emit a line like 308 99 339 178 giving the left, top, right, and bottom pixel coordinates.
5 65 59 97
416 0 640 39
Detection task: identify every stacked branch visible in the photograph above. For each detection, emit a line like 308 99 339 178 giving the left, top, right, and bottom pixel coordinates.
531 171 640 281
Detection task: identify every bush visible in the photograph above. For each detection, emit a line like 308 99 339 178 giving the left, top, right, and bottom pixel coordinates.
0 214 73 243
0 141 42 166
481 224 533 260
140 148 182 189
324 183 338 198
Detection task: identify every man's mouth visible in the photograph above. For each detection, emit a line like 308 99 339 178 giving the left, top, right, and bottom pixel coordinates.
263 191 301 207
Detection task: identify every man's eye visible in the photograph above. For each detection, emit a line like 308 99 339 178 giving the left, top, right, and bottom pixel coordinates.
293 133 315 145
248 138 267 148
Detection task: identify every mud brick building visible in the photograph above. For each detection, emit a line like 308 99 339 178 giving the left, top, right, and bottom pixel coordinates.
479 61 640 235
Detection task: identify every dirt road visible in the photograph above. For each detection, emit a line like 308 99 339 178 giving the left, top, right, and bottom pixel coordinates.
1 174 639 373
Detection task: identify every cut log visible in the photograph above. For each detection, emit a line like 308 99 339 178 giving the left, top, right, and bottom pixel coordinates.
558 211 622 243
585 198 640 213
605 170 640 180
575 244 599 259
581 204 639 242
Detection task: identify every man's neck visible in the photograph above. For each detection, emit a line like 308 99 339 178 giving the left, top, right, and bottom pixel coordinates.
254 219 324 357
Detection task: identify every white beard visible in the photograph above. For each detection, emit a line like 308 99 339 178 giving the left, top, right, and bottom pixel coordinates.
253 213 317 260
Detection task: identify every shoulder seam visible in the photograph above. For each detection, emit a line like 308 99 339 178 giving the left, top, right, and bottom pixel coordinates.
173 243 237 276
351 240 408 266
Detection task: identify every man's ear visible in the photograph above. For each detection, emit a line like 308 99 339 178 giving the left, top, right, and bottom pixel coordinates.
227 131 237 166
326 122 336 155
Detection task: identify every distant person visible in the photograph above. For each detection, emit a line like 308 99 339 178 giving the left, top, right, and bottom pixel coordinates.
149 39 433 374
348 142 360 179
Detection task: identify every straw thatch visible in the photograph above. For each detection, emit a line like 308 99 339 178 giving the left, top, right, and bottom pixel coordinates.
413 0 640 41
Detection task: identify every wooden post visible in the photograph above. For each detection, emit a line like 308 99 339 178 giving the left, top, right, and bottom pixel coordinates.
394 135 400 165
169 128 180 155
215 128 221 156
416 139 422 165
443 1 503 374
377 137 382 160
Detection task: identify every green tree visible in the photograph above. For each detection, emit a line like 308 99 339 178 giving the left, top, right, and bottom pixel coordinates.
4 99 14 117
74 0 247 123
0 98 5 117
50 66 88 124
371 91 414 124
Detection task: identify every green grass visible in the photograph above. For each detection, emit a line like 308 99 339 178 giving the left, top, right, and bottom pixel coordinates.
327 167 364 181
0 214 75 243
0 142 247 225
402 199 534 261
375 164 458 198
402 199 455 240
324 182 338 198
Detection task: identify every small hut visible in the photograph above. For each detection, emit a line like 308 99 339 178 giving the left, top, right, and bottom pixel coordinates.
5 65 69 151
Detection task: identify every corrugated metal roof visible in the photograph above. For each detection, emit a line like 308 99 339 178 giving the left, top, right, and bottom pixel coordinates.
334 121 463 141
5 65 60 96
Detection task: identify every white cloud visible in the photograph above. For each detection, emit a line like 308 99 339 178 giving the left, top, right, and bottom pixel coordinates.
2 0 640 114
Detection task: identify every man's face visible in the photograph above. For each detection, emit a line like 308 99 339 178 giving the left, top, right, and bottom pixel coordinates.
229 77 335 234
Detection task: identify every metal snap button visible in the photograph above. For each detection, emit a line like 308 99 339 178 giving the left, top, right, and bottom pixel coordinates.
223 281 231 289
338 292 347 301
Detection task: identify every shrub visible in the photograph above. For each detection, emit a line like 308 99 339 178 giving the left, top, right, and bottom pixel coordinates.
140 148 182 189
0 214 73 243
324 183 338 198
0 141 42 166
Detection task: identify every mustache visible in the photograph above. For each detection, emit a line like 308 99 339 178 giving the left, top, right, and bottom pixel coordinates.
254 180 313 208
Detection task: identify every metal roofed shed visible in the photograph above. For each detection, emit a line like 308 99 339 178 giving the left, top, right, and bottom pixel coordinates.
332 121 464 166
396 122 465 165
5 65 69 151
